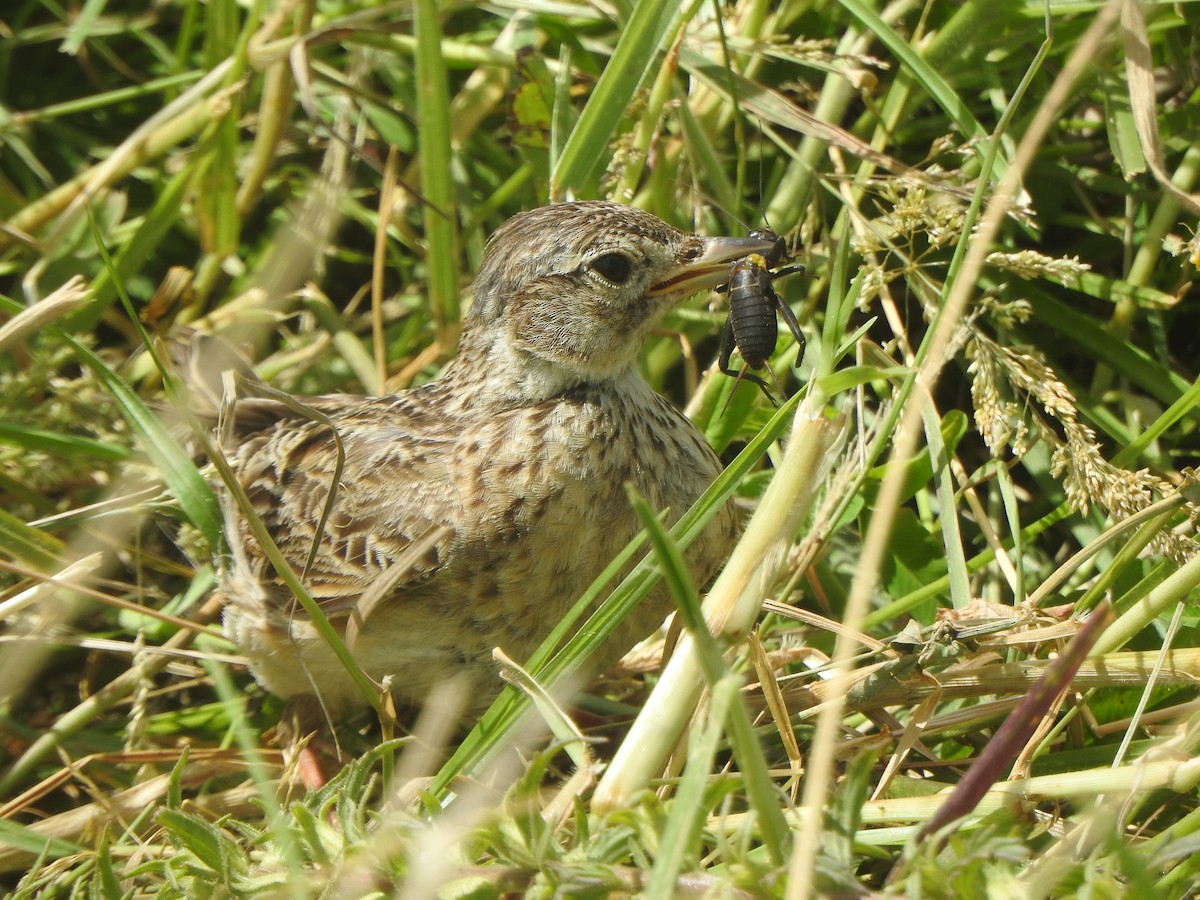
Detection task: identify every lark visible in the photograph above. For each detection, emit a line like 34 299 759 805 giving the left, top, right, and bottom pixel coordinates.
216 202 776 714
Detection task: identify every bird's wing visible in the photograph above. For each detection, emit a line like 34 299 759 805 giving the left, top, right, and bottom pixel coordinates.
226 392 460 615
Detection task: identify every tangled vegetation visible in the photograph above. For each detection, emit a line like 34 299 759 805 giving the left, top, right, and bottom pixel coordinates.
2 0 1199 896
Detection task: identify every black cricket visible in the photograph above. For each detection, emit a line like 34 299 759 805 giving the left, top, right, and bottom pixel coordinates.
718 228 806 393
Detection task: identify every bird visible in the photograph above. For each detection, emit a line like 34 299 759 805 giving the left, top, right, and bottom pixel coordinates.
213 201 778 717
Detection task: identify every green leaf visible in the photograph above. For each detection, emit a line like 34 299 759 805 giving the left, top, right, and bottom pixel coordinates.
879 507 948 608
0 817 84 859
1103 72 1146 179
158 808 225 872
95 829 125 900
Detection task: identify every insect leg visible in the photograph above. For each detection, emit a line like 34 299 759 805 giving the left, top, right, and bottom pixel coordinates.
770 263 806 281
718 314 737 378
769 280 806 369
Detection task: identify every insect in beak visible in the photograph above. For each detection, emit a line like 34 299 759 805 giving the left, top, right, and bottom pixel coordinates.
716 228 809 402
648 234 779 297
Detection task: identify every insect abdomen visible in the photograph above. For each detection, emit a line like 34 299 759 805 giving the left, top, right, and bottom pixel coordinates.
727 255 777 369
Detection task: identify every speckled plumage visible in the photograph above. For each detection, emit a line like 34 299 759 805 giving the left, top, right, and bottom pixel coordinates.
217 202 776 713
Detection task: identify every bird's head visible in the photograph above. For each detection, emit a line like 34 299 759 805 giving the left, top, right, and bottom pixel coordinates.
460 202 777 397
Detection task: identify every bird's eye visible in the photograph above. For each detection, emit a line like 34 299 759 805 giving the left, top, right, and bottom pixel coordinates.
589 252 633 285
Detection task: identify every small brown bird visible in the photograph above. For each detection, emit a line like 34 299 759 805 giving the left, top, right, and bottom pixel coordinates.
217 202 775 715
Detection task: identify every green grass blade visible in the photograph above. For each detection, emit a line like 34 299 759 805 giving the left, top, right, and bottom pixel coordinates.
69 338 221 550
645 674 740 895
0 817 84 862
415 0 460 346
551 0 682 196
0 421 128 462
0 507 66 570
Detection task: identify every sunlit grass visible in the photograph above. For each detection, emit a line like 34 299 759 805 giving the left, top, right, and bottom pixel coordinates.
2 0 1200 896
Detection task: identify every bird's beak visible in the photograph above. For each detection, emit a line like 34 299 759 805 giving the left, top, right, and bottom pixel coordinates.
648 234 780 297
